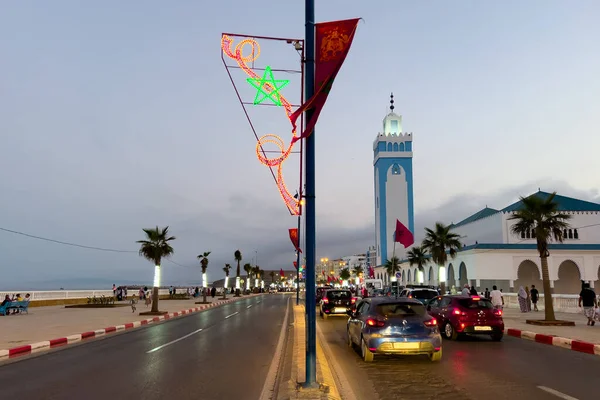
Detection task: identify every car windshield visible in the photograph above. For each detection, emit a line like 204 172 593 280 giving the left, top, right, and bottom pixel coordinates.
327 290 351 299
411 290 438 300
376 302 426 317
457 298 494 309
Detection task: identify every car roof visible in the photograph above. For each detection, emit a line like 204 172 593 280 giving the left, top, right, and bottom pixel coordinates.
364 297 423 306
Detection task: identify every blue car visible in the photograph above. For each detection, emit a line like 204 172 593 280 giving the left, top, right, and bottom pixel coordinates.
346 297 442 362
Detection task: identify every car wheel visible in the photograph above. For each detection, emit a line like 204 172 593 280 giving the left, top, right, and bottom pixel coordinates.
444 322 458 340
361 337 374 362
491 333 503 342
429 348 442 362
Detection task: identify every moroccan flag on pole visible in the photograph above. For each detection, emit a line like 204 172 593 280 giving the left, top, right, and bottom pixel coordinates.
288 228 302 253
290 18 360 142
293 261 298 269
280 268 285 278
395 219 415 248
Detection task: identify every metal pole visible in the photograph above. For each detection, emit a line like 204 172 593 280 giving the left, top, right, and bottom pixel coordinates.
296 215 301 305
303 0 317 387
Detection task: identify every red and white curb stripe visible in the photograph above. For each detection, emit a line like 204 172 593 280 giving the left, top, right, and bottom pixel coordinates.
506 328 600 356
0 296 258 359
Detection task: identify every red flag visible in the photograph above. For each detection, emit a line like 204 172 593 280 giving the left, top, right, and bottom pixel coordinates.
395 219 415 248
288 228 302 253
290 18 360 142
327 275 331 283
280 268 285 277
293 261 298 269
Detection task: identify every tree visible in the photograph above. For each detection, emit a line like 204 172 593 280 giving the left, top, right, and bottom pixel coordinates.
234 250 242 296
197 251 211 303
259 268 265 289
252 265 261 288
269 270 276 284
407 245 428 284
340 267 351 282
137 226 175 313
385 256 401 281
352 265 364 285
223 264 232 299
422 222 463 295
508 192 571 321
243 263 253 291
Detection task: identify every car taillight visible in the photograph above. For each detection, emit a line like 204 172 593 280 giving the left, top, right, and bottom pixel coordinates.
366 318 385 327
351 297 357 304
494 309 503 317
408 294 413 298
323 298 329 304
453 308 466 316
424 318 437 327
472 296 481 301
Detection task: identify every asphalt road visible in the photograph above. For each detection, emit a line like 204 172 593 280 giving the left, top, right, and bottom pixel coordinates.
0 294 289 400
319 315 600 400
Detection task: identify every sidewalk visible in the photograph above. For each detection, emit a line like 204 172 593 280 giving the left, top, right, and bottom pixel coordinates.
502 308 599 345
0 295 245 352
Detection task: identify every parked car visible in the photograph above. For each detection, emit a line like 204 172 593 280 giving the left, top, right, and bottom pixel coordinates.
426 295 504 341
346 297 442 362
316 285 333 305
320 289 356 319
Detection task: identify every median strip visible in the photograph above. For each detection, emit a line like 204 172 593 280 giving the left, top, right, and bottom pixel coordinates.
506 328 600 356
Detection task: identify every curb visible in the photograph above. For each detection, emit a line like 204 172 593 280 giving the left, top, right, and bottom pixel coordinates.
0 295 260 360
505 328 600 356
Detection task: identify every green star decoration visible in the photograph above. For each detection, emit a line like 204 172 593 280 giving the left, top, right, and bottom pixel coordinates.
247 66 290 106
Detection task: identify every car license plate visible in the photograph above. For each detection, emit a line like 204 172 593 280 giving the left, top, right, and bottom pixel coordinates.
334 307 346 313
474 326 492 331
393 342 419 350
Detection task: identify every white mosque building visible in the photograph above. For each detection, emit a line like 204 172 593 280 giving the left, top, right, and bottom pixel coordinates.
368 97 600 295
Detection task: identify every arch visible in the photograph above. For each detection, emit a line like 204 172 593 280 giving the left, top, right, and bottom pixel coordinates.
514 260 542 293
447 263 456 289
459 262 468 287
413 268 417 283
387 143 393 152
391 164 401 175
428 266 434 284
399 142 405 151
574 229 579 239
407 270 411 283
555 260 581 294
393 142 398 151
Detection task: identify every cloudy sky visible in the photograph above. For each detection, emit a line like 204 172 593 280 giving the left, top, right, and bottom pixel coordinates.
1 1 599 289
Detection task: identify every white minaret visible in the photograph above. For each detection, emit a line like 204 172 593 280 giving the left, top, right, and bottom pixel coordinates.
373 93 415 266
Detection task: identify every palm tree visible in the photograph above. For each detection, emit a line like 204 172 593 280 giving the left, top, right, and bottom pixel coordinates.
422 222 463 295
243 263 253 291
340 267 351 282
234 250 242 296
252 266 261 288
385 256 401 281
223 264 232 299
352 265 364 285
269 270 276 284
197 251 211 303
136 226 175 314
259 269 265 287
509 192 571 321
407 245 428 284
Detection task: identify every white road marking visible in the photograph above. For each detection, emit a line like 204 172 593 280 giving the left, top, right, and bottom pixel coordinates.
538 386 579 400
146 328 203 354
247 305 253 309
258 297 290 400
225 312 239 319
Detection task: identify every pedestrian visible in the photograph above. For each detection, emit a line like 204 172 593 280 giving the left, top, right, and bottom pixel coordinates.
211 287 216 298
484 288 490 299
517 286 528 312
461 284 470 296
130 296 137 313
578 283 597 326
530 285 539 311
490 285 504 310
525 286 531 312
450 285 457 295
469 286 478 296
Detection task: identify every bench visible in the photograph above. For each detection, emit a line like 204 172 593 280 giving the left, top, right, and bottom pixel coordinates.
0 301 30 316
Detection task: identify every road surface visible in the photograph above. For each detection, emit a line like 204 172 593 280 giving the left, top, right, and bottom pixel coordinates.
0 294 289 400
319 316 600 400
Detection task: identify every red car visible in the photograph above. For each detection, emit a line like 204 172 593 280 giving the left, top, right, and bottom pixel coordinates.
426 295 504 341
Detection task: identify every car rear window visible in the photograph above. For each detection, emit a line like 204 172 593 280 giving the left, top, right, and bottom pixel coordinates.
410 290 438 300
327 290 351 299
376 302 426 317
457 298 494 309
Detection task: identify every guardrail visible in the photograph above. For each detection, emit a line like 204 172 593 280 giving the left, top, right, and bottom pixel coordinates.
0 289 173 301
503 293 581 314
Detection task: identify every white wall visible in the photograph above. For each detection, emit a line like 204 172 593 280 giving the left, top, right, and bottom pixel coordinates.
503 211 600 244
385 165 409 262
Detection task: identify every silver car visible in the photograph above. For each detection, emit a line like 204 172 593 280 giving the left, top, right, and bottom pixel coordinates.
346 297 442 362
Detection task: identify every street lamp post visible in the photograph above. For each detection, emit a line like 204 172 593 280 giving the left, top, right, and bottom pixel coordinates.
304 0 317 387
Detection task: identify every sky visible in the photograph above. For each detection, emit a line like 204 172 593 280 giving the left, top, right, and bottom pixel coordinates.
1 1 599 289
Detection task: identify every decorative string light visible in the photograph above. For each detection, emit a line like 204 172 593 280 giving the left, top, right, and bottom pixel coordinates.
221 34 300 215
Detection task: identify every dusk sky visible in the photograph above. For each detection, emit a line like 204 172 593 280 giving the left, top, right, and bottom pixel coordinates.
1 1 599 289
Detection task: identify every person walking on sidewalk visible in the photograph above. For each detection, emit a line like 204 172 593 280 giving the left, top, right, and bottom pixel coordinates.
530 285 539 311
517 286 529 312
578 283 597 326
490 285 503 310
525 286 532 312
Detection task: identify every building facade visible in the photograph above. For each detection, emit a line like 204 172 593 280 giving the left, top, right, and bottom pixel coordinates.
373 191 600 295
373 94 415 266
